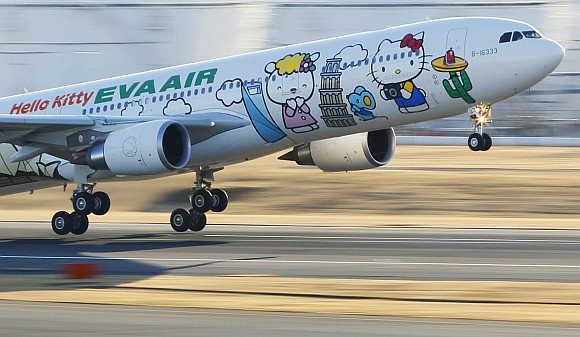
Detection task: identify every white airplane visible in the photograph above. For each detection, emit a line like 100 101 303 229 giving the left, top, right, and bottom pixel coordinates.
0 17 564 235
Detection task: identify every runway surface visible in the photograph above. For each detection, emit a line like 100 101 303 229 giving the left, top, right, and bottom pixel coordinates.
2 301 579 337
1 222 580 282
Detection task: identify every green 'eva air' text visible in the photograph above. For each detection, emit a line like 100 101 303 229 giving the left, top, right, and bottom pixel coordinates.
94 68 218 104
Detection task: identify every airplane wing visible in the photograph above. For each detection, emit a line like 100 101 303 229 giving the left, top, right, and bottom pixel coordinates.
0 111 250 195
0 111 249 147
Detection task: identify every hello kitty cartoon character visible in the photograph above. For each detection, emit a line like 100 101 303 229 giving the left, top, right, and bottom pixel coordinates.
265 52 320 133
371 32 430 113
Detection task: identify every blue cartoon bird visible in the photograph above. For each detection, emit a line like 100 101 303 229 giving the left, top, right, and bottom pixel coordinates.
347 86 376 121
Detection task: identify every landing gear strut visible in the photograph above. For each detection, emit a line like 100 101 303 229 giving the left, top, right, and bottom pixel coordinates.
468 102 493 152
51 184 110 235
170 168 229 233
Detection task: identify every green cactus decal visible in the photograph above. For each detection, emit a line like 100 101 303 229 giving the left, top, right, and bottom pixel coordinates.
442 70 475 104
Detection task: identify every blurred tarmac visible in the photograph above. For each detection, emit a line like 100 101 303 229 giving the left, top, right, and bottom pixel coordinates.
3 147 580 332
3 302 580 337
2 146 580 224
2 223 580 325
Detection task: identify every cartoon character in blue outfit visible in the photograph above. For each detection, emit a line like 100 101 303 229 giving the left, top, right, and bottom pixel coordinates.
347 86 376 121
371 32 430 113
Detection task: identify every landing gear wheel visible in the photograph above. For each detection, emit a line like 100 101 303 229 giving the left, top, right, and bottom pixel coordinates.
72 192 94 215
468 133 484 152
189 209 207 232
170 208 192 232
210 189 229 213
51 211 72 235
482 133 492 152
92 191 111 216
70 212 89 235
190 189 213 213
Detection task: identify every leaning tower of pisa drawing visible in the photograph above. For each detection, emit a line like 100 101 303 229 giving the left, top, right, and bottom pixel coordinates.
318 58 357 128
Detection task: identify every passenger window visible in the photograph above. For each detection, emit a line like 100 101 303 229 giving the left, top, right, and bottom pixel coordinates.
379 56 383 63
400 52 405 59
393 53 397 60
499 32 512 43
386 55 390 61
103 105 107 112
117 103 122 109
512 31 523 42
523 30 541 39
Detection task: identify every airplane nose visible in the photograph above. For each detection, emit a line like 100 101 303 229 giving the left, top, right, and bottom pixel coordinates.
545 39 565 73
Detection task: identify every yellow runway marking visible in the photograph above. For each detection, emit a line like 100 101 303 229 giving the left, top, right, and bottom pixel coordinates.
2 275 580 324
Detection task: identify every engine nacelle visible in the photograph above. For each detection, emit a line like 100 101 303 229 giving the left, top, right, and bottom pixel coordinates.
86 120 191 175
279 128 396 172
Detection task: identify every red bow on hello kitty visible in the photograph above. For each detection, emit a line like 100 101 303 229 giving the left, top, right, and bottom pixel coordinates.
400 34 423 52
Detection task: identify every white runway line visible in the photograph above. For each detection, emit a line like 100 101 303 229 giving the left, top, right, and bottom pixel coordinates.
1 255 580 269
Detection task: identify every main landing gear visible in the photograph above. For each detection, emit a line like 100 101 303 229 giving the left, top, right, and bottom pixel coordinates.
51 185 110 235
467 102 493 152
169 169 229 233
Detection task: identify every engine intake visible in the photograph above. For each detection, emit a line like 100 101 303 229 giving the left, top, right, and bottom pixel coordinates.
279 128 396 172
87 120 191 175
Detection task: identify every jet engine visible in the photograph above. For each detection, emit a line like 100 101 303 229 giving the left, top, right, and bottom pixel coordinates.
86 120 191 175
279 128 396 172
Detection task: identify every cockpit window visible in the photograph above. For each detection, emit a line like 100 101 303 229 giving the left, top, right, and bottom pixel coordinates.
523 30 542 39
499 32 512 43
512 31 523 42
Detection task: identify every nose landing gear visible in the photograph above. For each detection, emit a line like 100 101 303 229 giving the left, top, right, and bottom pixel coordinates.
51 184 111 235
468 103 493 152
169 168 229 233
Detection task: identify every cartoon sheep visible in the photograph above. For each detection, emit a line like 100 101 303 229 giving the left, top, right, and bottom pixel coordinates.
265 52 320 133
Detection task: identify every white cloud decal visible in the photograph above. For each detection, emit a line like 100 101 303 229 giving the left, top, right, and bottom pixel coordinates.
216 79 243 107
163 98 192 116
121 101 144 116
333 44 369 70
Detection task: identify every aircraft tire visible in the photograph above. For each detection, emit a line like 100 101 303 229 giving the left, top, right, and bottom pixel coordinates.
70 212 89 235
52 211 72 235
482 133 492 151
190 189 213 213
468 133 483 152
170 208 191 232
189 210 207 232
210 189 229 213
72 192 95 215
92 192 111 216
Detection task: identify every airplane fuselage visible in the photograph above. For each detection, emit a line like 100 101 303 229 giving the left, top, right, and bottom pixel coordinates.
0 17 564 184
